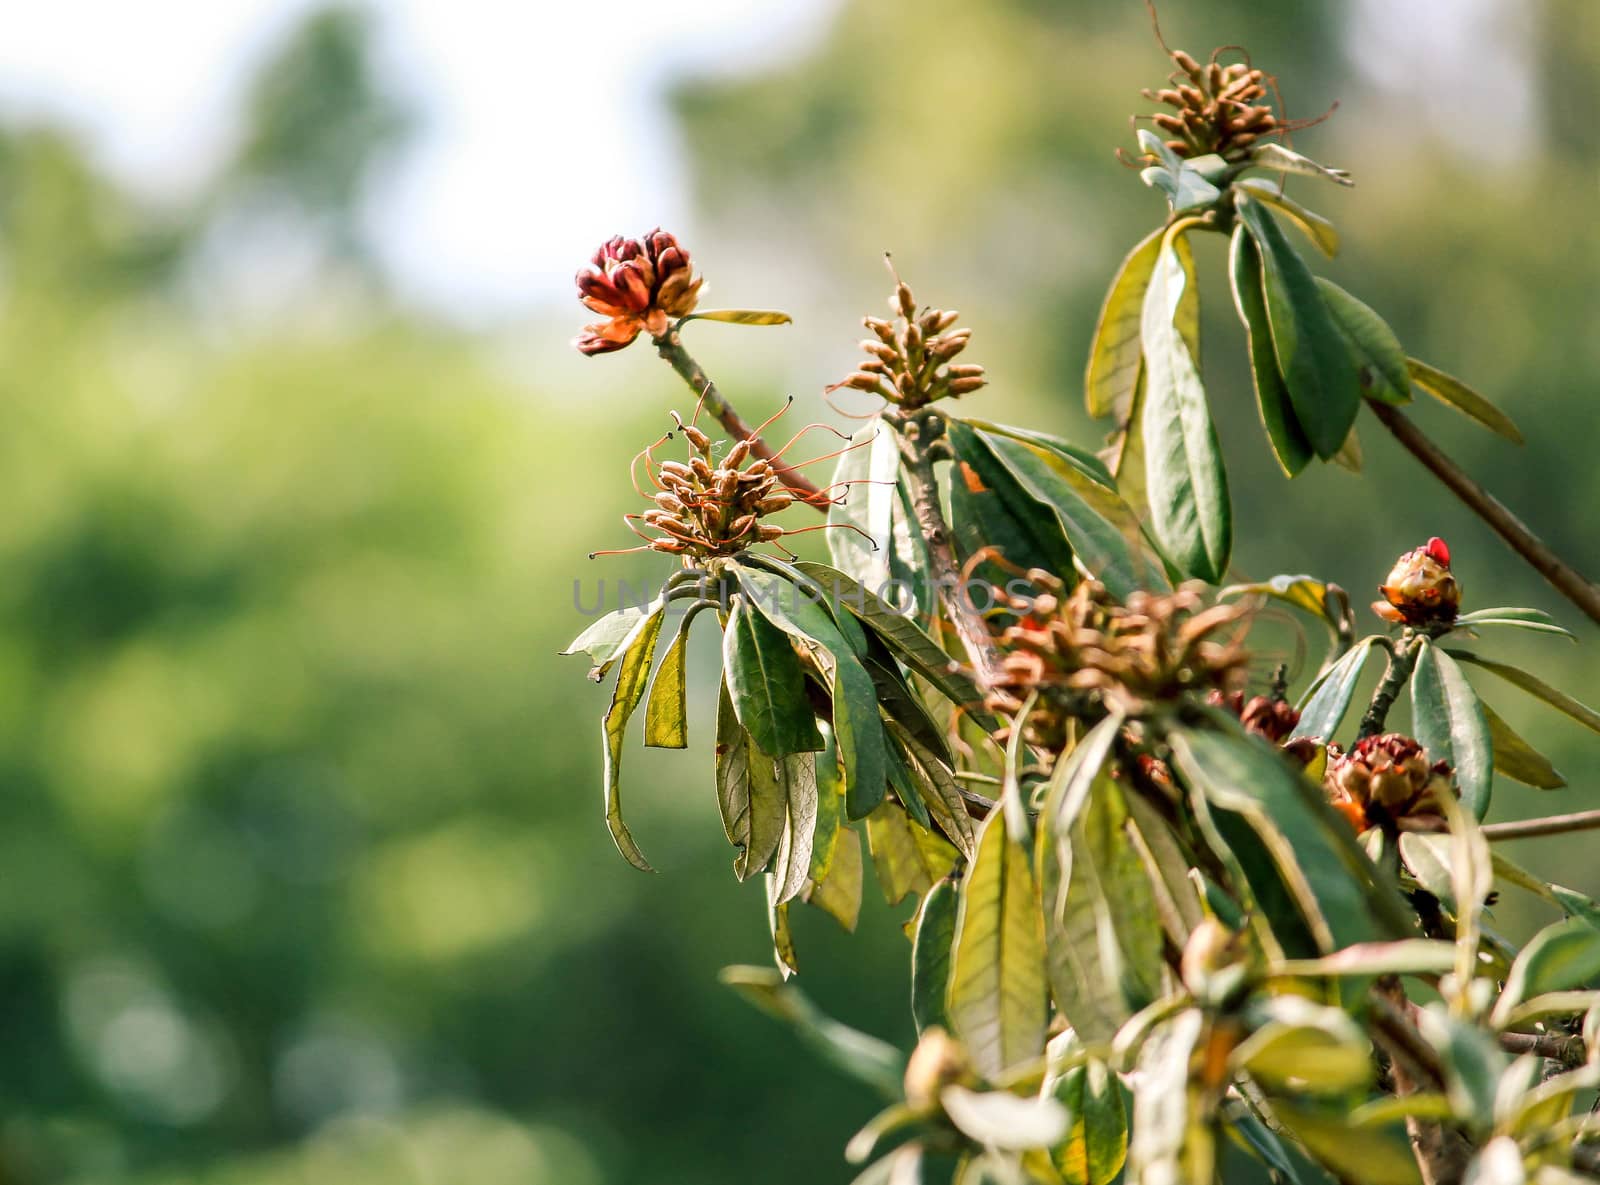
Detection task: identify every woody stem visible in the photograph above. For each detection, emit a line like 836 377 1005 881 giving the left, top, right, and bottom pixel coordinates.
1367 399 1600 628
1358 634 1420 740
1482 809 1600 842
652 330 826 506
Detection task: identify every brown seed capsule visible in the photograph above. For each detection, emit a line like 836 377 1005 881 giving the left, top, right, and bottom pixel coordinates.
863 316 896 343
725 439 752 468
679 424 711 454
862 340 898 363
713 470 740 501
948 376 987 395
945 364 985 380
756 495 794 514
757 524 785 542
690 457 714 484
1172 50 1203 78
930 310 959 333
845 371 887 392
726 514 757 539
895 282 917 319
903 321 924 356
859 359 888 375
1153 113 1187 135
654 492 687 514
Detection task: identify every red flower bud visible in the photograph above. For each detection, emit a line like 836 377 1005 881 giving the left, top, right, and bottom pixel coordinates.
1374 537 1460 626
574 229 703 357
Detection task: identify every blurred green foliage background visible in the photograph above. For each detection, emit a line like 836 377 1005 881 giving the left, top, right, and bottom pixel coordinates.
1 2 1596 1182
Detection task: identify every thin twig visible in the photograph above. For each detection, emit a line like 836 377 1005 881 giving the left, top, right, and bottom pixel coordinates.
1367 399 1600 628
1499 1030 1587 1068
1483 809 1600 842
652 329 826 505
1358 634 1414 739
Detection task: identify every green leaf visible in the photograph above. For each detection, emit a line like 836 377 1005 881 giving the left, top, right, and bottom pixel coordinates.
1414 1005 1505 1127
1247 143 1354 186
1492 918 1600 1027
1086 227 1163 420
1236 195 1361 460
719 965 905 1098
1447 651 1600 735
771 750 820 906
563 604 648 679
1481 700 1565 789
912 878 958 1034
1232 995 1372 1094
1138 131 1224 212
1140 232 1232 582
893 725 977 860
805 825 864 933
1407 357 1524 444
1399 832 1457 913
1050 1060 1129 1185
845 1105 925 1167
959 419 1118 490
722 595 824 757
941 1086 1069 1151
737 740 803 883
792 562 985 715
1170 722 1411 953
1275 939 1458 979
735 567 887 818
865 801 959 906
1454 606 1575 640
1411 641 1494 818
643 612 692 748
715 682 753 849
1221 573 1347 636
948 807 1049 1081
601 606 665 871
827 425 900 592
1290 638 1375 742
973 428 1143 599
946 419 1079 582
1237 179 1340 257
1127 1009 1214 1185
1314 278 1412 405
1269 1102 1422 1185
767 875 798 976
807 724 845 882
1464 1137 1529 1185
684 308 793 325
1229 226 1314 477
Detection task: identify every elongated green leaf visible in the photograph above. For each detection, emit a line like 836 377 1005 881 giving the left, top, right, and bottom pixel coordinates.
1411 641 1494 818
806 827 863 934
1248 143 1353 186
1236 196 1360 459
1399 832 1456 912
1124 790 1205 938
736 567 887 818
1229 226 1313 477
1171 723 1411 952
601 607 665 871
643 612 692 748
1447 651 1600 734
1141 233 1232 582
912 878 957 1033
722 595 823 757
768 875 798 975
1050 1060 1129 1185
719 965 905 1098
1222 573 1348 638
1275 939 1458 978
1481 700 1565 788
791 561 984 714
685 308 792 325
1291 638 1375 741
941 1086 1068 1151
1414 1005 1504 1126
827 425 900 592
1454 606 1575 639
1233 996 1372 1094
1237 179 1340 257
1128 1009 1213 1185
1408 357 1524 444
737 740 799 882
1270 1102 1422 1185
564 604 648 679
865 801 959 906
1040 713 1123 841
807 724 845 882
892 725 976 860
948 807 1048 1080
715 681 753 848
1315 278 1412 405
1086 227 1164 420
946 419 1080 581
957 418 1117 490
771 750 820 905
1492 918 1600 1027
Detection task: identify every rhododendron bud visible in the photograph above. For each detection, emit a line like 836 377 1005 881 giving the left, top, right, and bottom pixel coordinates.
574 229 703 355
1324 733 1457 832
1374 537 1460 626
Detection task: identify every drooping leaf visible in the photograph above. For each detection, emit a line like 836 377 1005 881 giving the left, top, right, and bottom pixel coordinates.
735 567 887 818
946 419 1079 582
722 594 824 757
1050 1060 1129 1185
1453 606 1575 640
1407 357 1524 444
1138 130 1225 212
827 424 901 592
1229 226 1314 477
1410 641 1494 818
941 1086 1069 1151
892 724 977 860
1086 227 1164 421
1481 699 1565 789
768 875 798 976
771 749 820 906
564 604 648 679
1237 179 1340 257
601 606 665 871
1447 651 1600 735
958 419 1118 490
1491 918 1600 1027
719 965 905 1098
808 724 845 883
1140 232 1232 582
1247 143 1354 186
948 807 1049 1081
1236 195 1361 460
1221 573 1347 637
805 824 864 933
684 308 793 325
715 682 754 853
865 801 959 906
1290 637 1376 742
737 741 804 883
1127 1009 1214 1185
1274 939 1458 979
1314 278 1412 405
1414 1005 1504 1127
643 611 692 748
845 1105 926 1167
1231 995 1372 1094
912 878 958 1034
1269 1102 1422 1185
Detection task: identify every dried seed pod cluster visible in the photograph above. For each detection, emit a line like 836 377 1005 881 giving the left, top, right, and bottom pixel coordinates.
1373 537 1460 628
1323 733 1457 834
1205 688 1301 743
575 229 704 355
829 277 985 410
983 573 1251 752
1142 49 1278 162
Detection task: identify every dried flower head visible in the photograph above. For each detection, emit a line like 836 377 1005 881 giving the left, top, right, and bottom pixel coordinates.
828 266 984 411
982 572 1251 753
1139 49 1280 162
1373 537 1460 627
589 401 872 564
1324 733 1457 833
1206 689 1300 743
574 229 704 355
